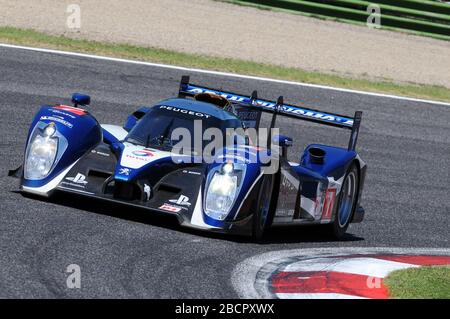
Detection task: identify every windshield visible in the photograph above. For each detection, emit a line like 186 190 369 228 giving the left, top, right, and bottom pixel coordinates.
125 105 245 155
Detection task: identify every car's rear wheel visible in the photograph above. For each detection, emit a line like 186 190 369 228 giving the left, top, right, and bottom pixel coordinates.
328 164 359 239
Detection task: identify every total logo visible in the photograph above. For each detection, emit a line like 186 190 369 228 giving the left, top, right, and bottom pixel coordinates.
132 149 154 157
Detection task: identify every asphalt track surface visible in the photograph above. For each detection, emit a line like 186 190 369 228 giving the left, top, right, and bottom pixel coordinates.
0 46 449 298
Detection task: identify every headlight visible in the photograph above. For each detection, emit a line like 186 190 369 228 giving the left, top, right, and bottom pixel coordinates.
24 123 59 180
205 162 241 221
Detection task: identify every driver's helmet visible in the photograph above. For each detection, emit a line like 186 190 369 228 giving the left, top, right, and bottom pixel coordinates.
194 92 238 117
194 92 231 109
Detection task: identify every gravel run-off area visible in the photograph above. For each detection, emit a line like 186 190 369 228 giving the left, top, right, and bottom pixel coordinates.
0 0 449 88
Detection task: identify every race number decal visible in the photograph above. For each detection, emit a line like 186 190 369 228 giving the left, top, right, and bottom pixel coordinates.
321 188 336 221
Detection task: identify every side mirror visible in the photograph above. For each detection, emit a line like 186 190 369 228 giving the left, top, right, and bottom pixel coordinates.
71 93 91 107
124 107 150 131
272 134 293 148
272 135 293 157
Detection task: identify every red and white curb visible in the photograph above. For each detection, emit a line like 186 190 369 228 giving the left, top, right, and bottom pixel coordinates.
231 248 450 299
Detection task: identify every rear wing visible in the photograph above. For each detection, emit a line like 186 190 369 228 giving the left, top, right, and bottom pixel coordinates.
178 75 362 151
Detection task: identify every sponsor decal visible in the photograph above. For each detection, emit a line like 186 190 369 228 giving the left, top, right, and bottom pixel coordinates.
124 148 158 163
185 86 353 126
132 149 154 157
159 105 211 118
182 170 201 175
63 173 88 188
120 143 172 169
118 168 131 176
125 154 153 162
321 188 337 221
50 109 76 119
40 116 73 128
53 105 86 116
159 203 181 213
66 173 87 184
91 149 110 157
234 105 262 129
169 195 191 207
275 169 299 218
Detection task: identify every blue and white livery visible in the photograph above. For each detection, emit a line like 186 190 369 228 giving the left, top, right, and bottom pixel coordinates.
10 76 367 239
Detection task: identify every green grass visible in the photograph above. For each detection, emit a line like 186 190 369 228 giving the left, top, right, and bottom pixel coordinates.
385 266 450 299
1 26 450 103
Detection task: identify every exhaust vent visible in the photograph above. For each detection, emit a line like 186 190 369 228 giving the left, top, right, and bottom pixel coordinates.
309 147 326 165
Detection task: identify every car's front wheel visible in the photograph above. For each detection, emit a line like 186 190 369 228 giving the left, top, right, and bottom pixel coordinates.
252 176 274 241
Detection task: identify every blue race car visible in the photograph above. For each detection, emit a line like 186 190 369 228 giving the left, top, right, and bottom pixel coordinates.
10 76 366 239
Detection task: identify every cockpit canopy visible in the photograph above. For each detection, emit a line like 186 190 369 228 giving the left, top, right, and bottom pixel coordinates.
125 98 246 154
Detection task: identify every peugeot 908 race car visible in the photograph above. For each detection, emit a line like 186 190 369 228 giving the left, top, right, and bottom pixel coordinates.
10 76 366 239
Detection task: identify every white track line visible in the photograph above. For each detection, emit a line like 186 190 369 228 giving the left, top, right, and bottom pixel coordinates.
1 43 449 107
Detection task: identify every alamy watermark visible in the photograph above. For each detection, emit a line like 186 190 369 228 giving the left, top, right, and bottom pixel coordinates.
168 120 281 174
66 4 81 30
366 276 382 289
366 4 381 29
66 264 81 289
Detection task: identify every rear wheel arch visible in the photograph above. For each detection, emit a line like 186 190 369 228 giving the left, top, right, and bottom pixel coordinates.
328 162 360 239
348 159 361 220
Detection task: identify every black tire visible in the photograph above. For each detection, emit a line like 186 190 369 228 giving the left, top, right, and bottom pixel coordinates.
328 164 359 239
252 176 274 241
